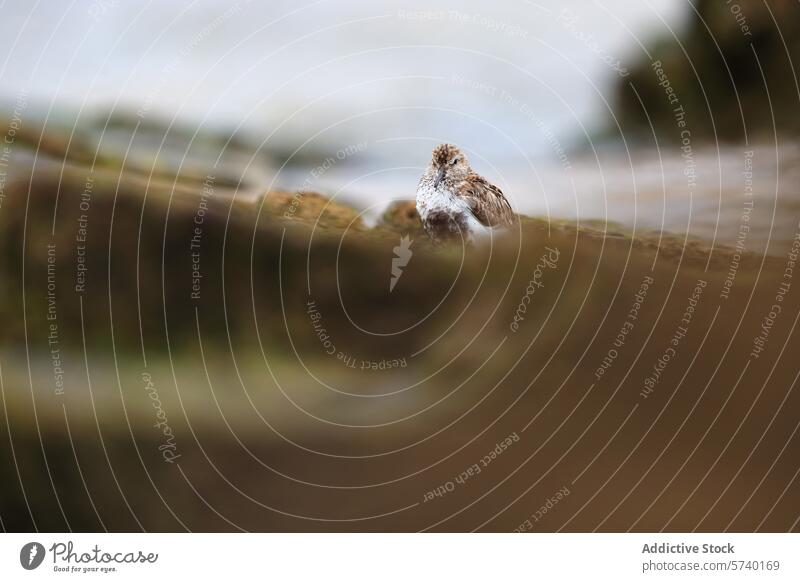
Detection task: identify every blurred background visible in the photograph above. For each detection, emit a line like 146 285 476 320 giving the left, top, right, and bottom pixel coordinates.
1 0 799 532
2 0 799 248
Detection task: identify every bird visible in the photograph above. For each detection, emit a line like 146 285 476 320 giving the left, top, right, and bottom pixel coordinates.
416 144 514 244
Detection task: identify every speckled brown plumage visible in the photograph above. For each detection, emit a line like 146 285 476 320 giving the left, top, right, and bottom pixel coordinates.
416 144 514 243
458 172 514 228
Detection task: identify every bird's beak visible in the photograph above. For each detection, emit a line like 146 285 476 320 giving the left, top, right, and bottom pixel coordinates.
434 166 446 189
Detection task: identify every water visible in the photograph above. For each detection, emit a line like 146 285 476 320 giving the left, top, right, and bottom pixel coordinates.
275 142 800 257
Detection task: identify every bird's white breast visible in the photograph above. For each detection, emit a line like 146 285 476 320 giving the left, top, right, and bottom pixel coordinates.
416 182 468 221
415 181 488 240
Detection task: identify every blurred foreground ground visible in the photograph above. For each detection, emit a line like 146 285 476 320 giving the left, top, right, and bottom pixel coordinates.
1 155 799 532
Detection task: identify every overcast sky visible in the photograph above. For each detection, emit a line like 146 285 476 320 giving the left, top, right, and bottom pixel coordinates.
0 0 687 158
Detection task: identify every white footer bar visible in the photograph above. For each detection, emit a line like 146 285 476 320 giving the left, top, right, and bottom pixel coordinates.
1 533 797 581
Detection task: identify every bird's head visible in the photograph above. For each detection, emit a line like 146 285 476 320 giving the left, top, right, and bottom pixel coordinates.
429 143 469 188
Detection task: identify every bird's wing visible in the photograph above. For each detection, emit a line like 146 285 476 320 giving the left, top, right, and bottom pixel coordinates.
460 173 515 227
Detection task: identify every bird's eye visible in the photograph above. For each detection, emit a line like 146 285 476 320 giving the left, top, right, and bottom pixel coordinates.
451 158 459 166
